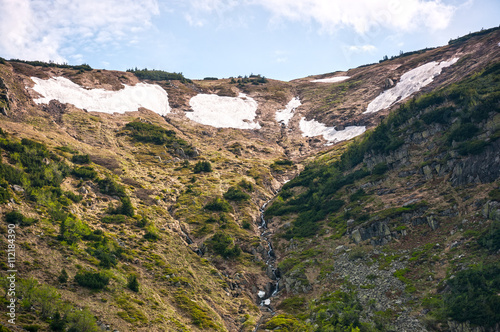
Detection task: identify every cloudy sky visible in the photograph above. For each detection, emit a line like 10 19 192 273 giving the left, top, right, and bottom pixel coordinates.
0 0 498 81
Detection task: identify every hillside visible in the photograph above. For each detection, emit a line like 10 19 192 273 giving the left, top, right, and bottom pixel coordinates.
0 27 499 332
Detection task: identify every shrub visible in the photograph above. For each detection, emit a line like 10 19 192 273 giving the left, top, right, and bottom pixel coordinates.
204 197 232 212
97 177 126 197
144 224 160 241
127 275 139 292
112 196 134 217
444 263 500 327
193 161 212 173
71 154 90 164
478 220 500 252
447 123 480 143
101 215 127 224
4 210 37 226
72 166 97 180
223 186 250 201
208 232 241 258
58 269 69 283
238 179 254 191
74 270 109 290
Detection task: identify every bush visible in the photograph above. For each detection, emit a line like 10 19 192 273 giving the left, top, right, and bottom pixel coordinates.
444 263 500 327
478 220 500 252
58 269 69 283
71 154 90 164
193 161 212 173
101 215 128 224
238 179 253 191
97 178 126 197
4 210 37 226
127 275 139 292
223 186 250 201
208 232 241 259
72 166 97 180
74 271 109 290
144 224 160 241
112 196 134 217
447 123 480 143
204 197 232 212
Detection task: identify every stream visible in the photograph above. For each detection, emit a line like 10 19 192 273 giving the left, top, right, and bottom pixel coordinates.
253 199 281 331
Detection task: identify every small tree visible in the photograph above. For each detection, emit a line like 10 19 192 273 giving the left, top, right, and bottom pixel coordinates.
127 275 139 292
193 161 212 173
58 269 69 283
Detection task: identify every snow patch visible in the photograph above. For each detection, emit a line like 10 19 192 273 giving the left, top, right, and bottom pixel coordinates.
275 97 301 126
258 291 265 298
31 76 171 115
311 76 350 83
364 58 459 114
299 117 366 144
187 93 261 129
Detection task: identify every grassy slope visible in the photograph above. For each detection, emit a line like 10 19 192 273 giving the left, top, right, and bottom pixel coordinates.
262 60 500 331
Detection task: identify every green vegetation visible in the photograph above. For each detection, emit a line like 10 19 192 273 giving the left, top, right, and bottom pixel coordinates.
223 186 250 201
124 121 197 158
478 220 500 252
174 289 221 330
111 196 135 217
127 274 139 292
74 270 110 290
71 154 90 164
444 263 500 327
72 166 97 180
4 210 38 226
207 232 241 259
270 159 294 173
98 177 126 197
9 59 92 71
3 277 100 331
204 197 232 212
194 160 212 173
126 68 192 83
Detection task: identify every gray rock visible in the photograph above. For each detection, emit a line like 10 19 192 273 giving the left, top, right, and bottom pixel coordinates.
12 185 24 192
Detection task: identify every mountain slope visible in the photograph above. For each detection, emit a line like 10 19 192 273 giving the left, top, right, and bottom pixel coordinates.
0 27 498 332
263 55 500 331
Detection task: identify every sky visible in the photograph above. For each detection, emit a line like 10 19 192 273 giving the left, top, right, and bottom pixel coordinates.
0 0 498 81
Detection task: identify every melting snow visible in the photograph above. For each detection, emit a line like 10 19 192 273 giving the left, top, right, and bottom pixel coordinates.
31 76 171 115
263 299 271 305
364 58 459 114
275 97 301 126
187 93 261 129
299 117 366 144
311 76 350 83
258 291 265 298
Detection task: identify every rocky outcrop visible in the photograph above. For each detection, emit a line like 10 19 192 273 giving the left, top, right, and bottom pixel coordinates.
482 200 500 222
451 140 500 186
448 321 500 332
349 207 437 245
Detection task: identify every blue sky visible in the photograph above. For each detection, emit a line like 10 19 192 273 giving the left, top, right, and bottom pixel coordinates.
1 0 498 81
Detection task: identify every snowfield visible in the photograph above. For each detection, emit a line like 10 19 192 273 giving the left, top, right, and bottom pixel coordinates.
187 93 261 129
299 117 366 144
364 58 459 114
31 76 171 115
275 97 301 126
311 76 350 83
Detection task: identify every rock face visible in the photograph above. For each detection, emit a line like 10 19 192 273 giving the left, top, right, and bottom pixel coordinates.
483 201 500 222
451 140 500 186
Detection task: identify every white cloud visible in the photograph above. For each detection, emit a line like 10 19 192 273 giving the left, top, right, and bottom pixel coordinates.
256 0 456 34
0 0 159 63
183 0 456 34
347 44 376 53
